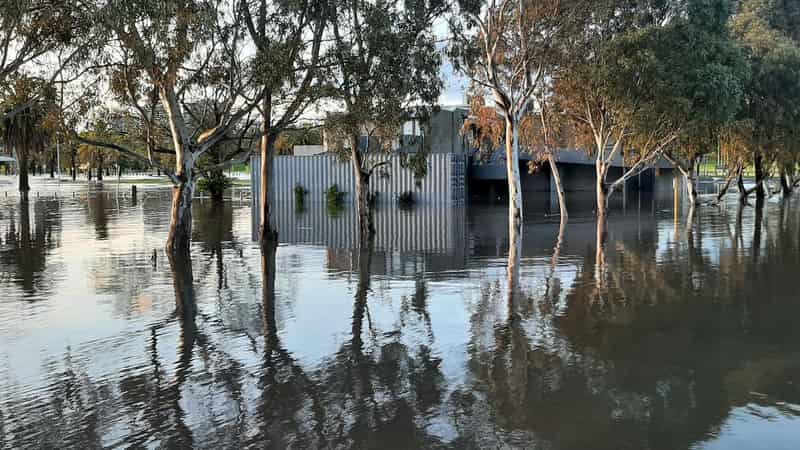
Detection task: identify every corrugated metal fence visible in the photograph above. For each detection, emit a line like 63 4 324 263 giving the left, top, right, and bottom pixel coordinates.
250 153 467 245
251 153 466 205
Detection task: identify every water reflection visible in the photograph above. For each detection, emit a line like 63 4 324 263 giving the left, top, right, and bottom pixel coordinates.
0 198 61 297
2 188 800 449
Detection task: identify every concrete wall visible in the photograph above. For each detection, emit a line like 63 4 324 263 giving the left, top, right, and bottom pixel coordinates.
428 108 469 155
293 145 325 156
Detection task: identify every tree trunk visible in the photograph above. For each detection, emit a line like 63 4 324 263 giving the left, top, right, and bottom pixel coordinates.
504 117 523 239
737 170 747 203
780 167 792 197
595 213 608 286
754 152 765 199
351 135 373 239
97 158 104 181
596 163 608 223
547 153 568 221
18 151 30 194
258 95 277 242
683 168 699 208
166 179 195 257
49 154 55 178
715 165 740 204
71 152 77 181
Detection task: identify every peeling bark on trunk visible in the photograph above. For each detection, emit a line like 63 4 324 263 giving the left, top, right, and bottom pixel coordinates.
547 153 567 221
505 117 523 241
351 135 373 240
258 95 277 243
166 179 194 258
596 165 608 222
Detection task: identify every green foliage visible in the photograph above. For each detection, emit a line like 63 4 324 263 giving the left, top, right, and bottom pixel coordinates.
731 0 800 170
609 0 749 160
294 184 309 212
325 184 347 217
197 172 232 201
324 0 443 159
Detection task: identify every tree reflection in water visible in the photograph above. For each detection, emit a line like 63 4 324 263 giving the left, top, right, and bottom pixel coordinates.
0 198 60 297
4 196 800 449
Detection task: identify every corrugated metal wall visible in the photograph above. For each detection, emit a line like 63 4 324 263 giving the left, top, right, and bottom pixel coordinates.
251 153 466 240
251 153 465 204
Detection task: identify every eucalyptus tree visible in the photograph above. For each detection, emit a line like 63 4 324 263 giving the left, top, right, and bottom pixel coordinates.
554 0 744 220
70 0 264 257
0 0 82 90
731 0 800 201
655 0 749 207
323 0 443 239
450 0 579 243
238 0 326 242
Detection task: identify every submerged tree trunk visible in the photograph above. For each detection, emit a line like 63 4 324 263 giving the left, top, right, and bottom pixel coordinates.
754 152 766 199
596 163 608 223
70 150 77 181
780 167 793 197
96 157 104 181
258 95 277 243
737 170 747 203
351 134 373 239
595 214 608 290
715 165 741 204
547 153 568 221
17 151 30 194
680 158 699 208
505 117 523 240
166 179 195 257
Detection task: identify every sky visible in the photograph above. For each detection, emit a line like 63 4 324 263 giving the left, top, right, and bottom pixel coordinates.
435 18 470 106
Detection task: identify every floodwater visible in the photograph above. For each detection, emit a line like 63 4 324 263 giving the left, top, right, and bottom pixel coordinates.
2 179 800 449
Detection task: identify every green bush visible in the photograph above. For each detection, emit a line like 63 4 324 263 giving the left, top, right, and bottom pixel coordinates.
294 184 309 213
325 184 346 217
197 172 233 201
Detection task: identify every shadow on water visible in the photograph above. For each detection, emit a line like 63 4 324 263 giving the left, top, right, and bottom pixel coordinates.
4 187 800 448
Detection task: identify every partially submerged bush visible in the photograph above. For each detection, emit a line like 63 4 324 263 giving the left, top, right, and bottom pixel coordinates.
398 190 415 208
197 172 233 201
294 184 309 213
326 184 346 217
